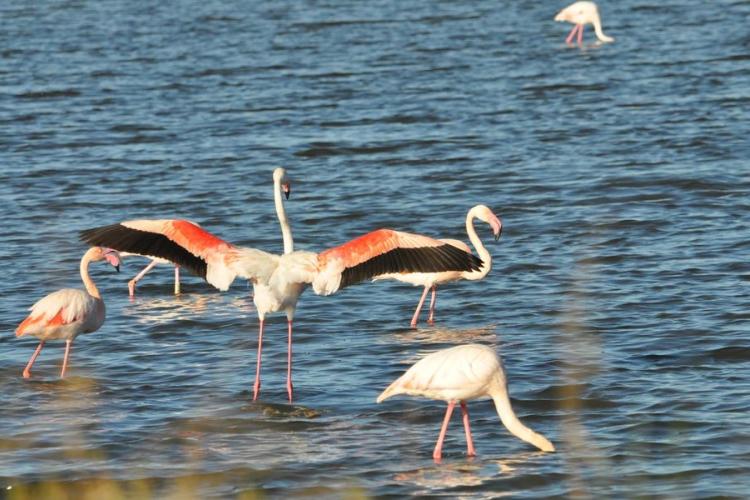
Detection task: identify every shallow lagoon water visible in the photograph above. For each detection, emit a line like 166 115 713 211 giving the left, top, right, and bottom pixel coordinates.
1 0 749 497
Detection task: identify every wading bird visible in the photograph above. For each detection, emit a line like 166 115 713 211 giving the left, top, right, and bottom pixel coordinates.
377 344 555 461
79 168 483 403
554 1 614 45
374 205 501 327
15 247 121 378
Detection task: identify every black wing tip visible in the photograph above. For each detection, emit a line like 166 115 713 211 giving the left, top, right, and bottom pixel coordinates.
339 243 484 290
75 223 209 280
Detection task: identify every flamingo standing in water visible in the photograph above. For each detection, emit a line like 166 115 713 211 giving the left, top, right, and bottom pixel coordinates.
375 205 501 328
554 1 614 45
377 344 555 461
79 168 483 403
15 246 121 378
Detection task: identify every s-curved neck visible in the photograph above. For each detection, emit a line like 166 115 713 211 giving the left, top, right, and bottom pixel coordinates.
275 176 294 254
80 248 100 299
463 208 492 281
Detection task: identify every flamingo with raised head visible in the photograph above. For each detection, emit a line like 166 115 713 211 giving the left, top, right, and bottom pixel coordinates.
15 246 121 379
554 1 614 45
377 344 555 461
79 168 483 403
375 205 501 328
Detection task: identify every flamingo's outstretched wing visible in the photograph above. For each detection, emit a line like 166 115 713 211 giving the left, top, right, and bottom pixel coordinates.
313 229 484 295
79 220 240 290
16 289 98 337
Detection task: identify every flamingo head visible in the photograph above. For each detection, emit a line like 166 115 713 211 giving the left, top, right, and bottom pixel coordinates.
274 167 291 199
101 247 122 272
474 205 503 242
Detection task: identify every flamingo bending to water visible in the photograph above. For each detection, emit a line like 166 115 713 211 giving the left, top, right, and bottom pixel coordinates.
377 344 555 461
15 247 121 378
79 168 483 402
375 205 501 327
554 1 614 45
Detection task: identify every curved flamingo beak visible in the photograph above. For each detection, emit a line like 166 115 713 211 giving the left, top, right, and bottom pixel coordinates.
491 217 502 242
103 248 121 272
282 183 291 200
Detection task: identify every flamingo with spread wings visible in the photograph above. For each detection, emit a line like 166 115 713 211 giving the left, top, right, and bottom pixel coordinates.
79 168 483 402
16 246 122 378
378 344 555 461
375 204 501 327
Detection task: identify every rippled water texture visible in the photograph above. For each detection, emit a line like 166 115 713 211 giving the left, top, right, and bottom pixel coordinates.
1 0 749 498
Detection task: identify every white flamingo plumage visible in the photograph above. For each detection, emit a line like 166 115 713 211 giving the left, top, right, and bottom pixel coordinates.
79 168 483 403
554 1 614 45
375 205 501 327
15 246 122 378
377 344 555 461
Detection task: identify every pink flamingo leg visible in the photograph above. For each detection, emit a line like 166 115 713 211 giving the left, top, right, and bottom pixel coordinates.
577 24 584 45
286 320 294 403
253 319 265 401
426 285 438 325
22 341 45 379
60 339 72 378
128 259 159 297
565 24 580 45
174 265 180 295
460 402 476 457
411 286 430 328
433 400 456 462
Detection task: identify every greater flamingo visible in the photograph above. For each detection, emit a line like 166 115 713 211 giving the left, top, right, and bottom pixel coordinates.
377 344 555 461
15 246 122 379
554 1 614 45
79 168 483 402
374 205 501 327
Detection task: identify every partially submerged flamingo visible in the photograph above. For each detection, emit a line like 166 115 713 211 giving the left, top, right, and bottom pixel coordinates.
375 205 501 327
79 168 483 402
377 344 555 461
15 246 121 378
554 1 614 45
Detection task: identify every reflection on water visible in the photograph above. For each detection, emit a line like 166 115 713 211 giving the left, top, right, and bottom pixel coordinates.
123 294 256 324
393 451 549 497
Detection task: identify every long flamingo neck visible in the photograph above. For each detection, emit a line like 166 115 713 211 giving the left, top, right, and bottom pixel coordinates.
275 177 294 254
592 16 613 42
80 248 100 299
491 383 555 452
462 209 492 280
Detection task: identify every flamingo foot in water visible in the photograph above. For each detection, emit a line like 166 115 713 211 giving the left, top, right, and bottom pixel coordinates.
461 402 477 457
433 400 456 462
565 24 581 45
22 341 45 379
253 320 264 401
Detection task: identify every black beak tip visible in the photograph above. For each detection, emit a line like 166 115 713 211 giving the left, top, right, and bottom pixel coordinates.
284 191 290 200
115 265 121 273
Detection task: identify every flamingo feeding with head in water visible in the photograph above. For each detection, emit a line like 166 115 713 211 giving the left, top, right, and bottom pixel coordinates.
377 344 555 461
374 204 501 328
15 246 122 379
554 1 614 45
79 168 484 403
